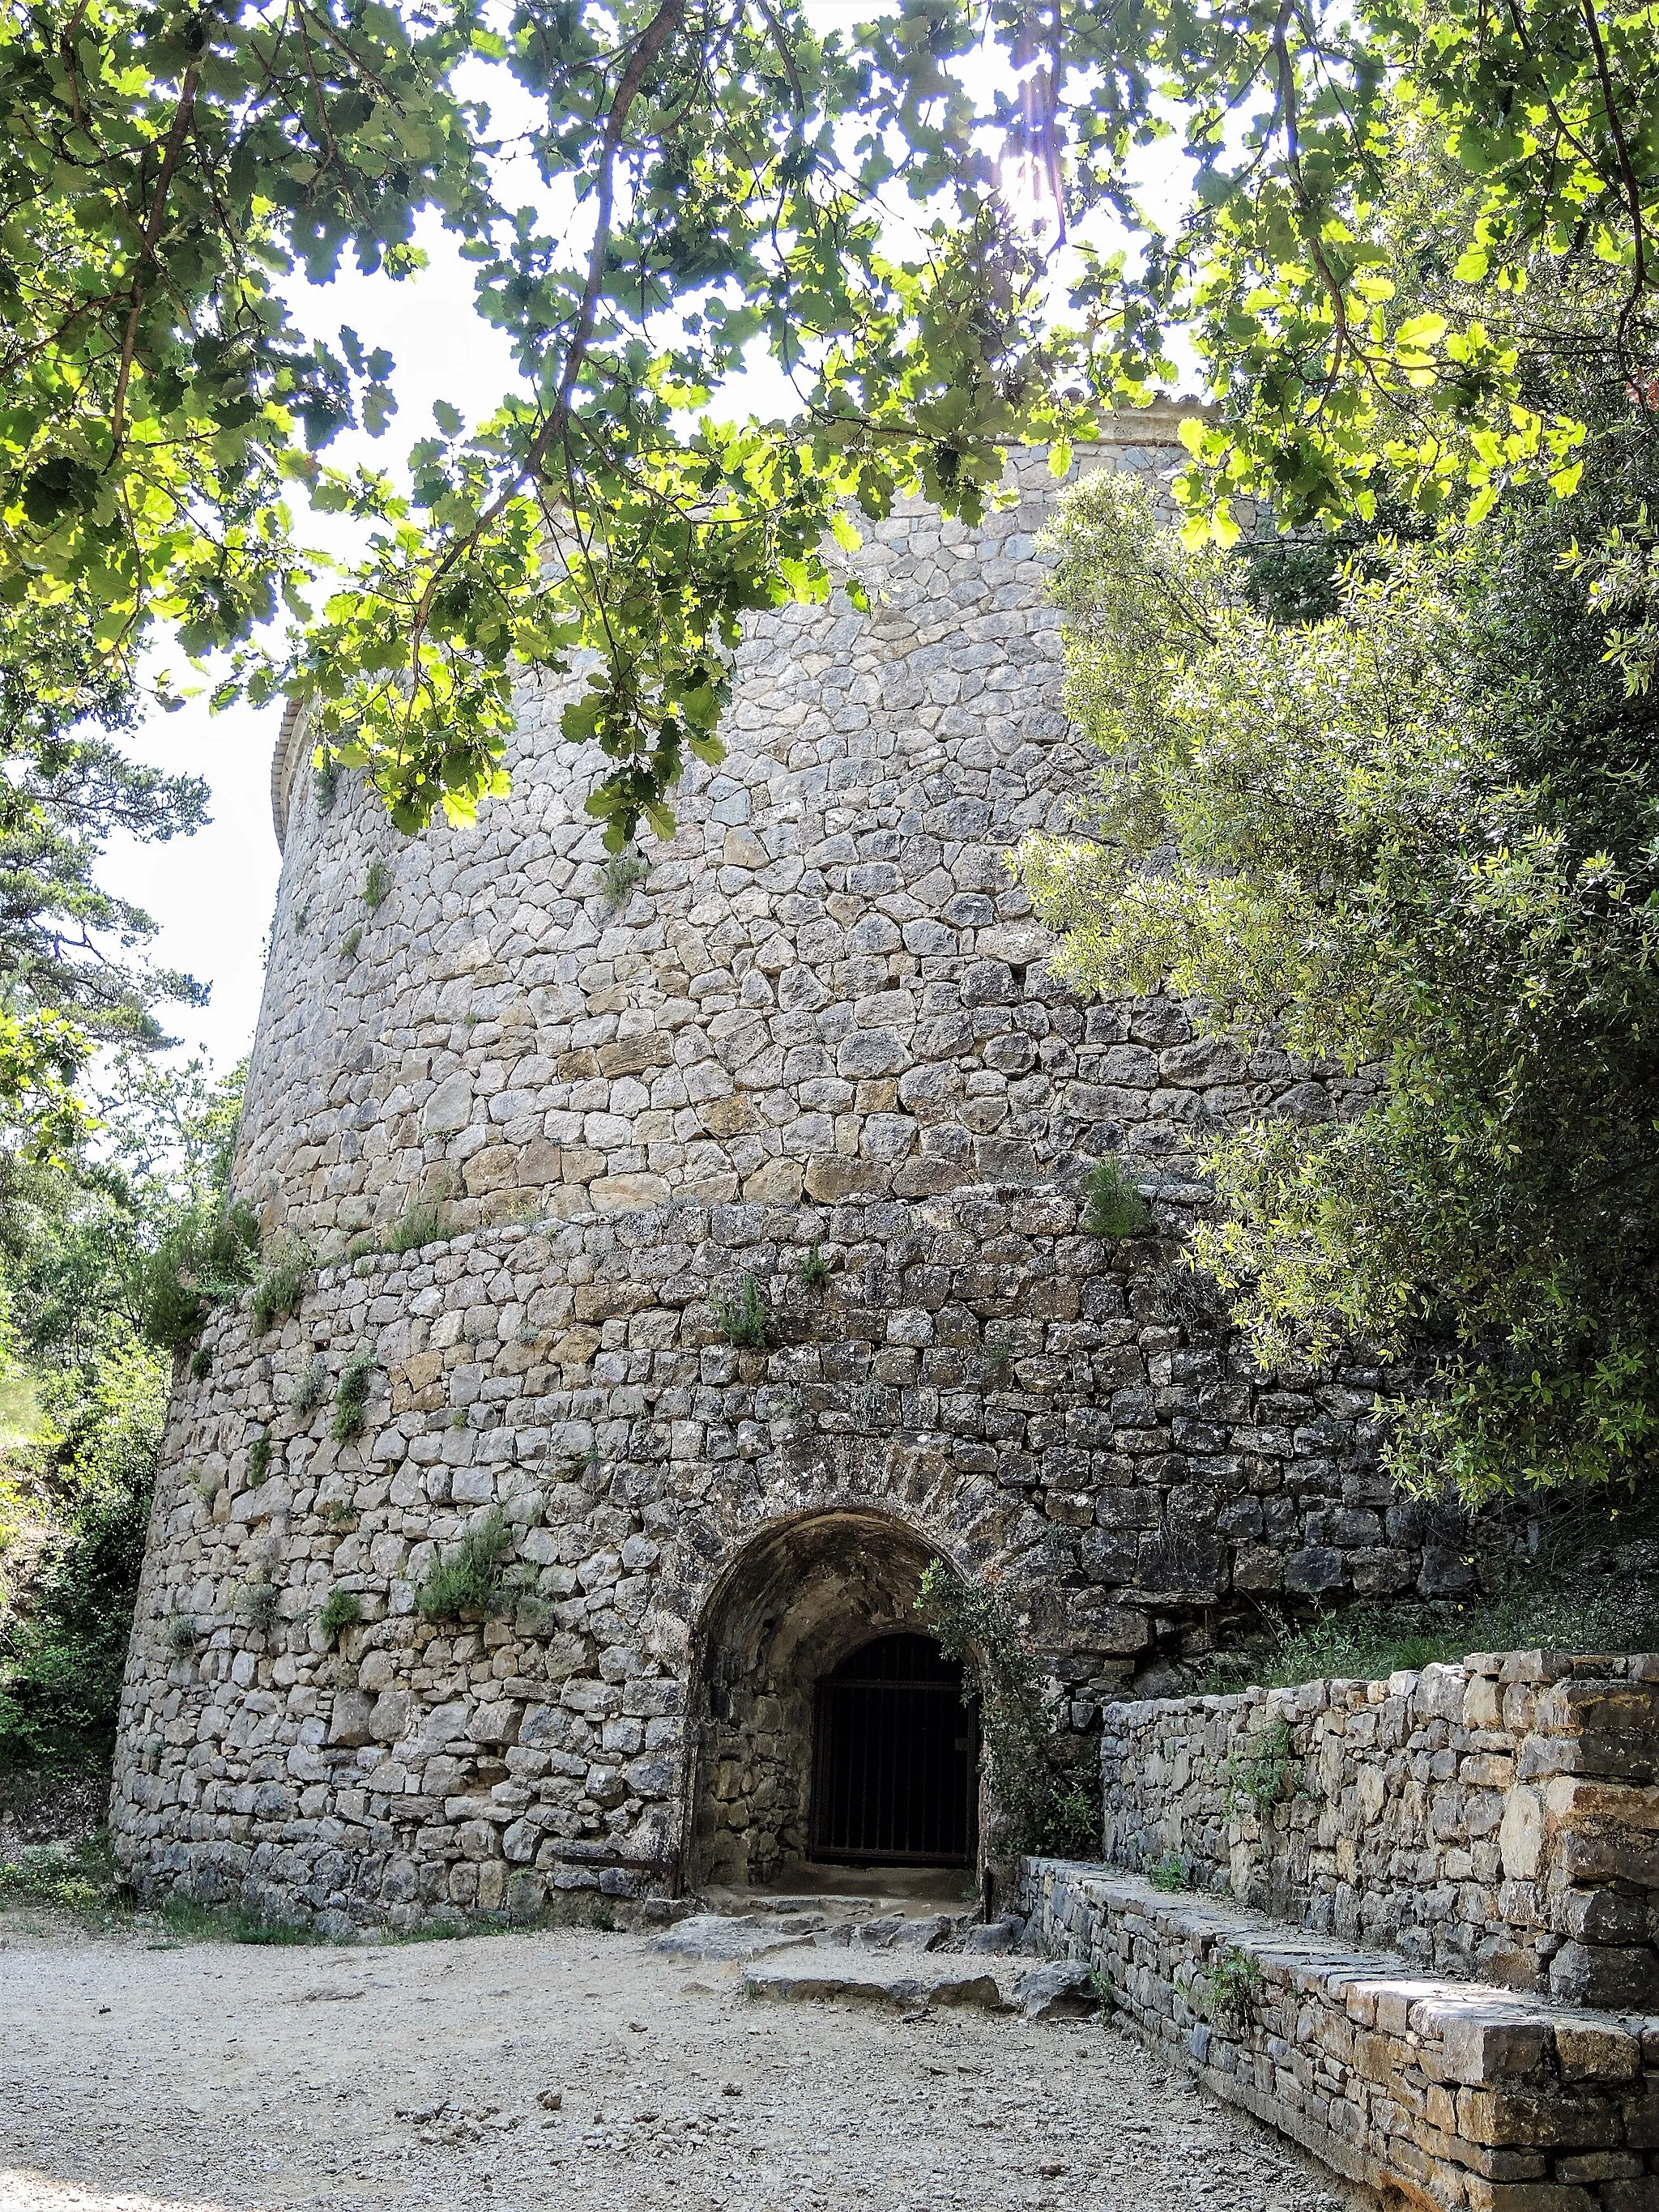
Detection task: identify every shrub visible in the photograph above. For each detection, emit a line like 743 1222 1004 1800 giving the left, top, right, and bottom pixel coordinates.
0 1336 165 1773
166 1613 197 1656
135 1200 261 1350
330 1348 376 1443
318 1587 362 1642
364 860 392 910
340 924 362 961
797 1242 829 1290
918 1560 1102 1858
386 1199 446 1255
416 1509 513 1622
0 1833 115 1912
189 1346 211 1380
249 1235 312 1332
1148 1849 1192 1893
1081 1158 1154 1239
247 1433 273 1485
313 759 339 814
710 1274 771 1349
288 1357 327 1414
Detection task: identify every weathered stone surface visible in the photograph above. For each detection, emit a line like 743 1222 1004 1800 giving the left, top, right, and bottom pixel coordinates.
1015 1959 1098 2018
109 421 1486 1933
1021 1859 1659 2212
1098 1657 1659 2000
741 1953 1007 2010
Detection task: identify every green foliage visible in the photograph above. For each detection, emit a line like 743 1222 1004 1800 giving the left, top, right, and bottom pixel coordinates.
386 1200 447 1256
329 1349 377 1444
0 599 208 1150
249 1237 312 1334
317 1587 362 1643
188 1346 211 1382
0 1330 164 1772
1081 1160 1154 1241
246 1434 272 1487
165 1613 196 1657
796 1242 829 1291
918 1560 1100 1858
1196 1949 1263 2027
239 1581 279 1633
288 1359 327 1417
339 927 363 963
600 853 649 912
1022 431 1659 1504
416 1509 512 1623
1147 1850 1192 1894
0 1830 116 1912
1221 1719 1298 1817
363 862 393 912
135 1200 260 1351
710 1275 772 1349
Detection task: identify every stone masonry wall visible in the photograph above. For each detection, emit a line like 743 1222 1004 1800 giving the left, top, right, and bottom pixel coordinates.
1022 1857 1659 2212
1098 1655 1659 2010
112 416 1484 1929
109 1181 1469 1928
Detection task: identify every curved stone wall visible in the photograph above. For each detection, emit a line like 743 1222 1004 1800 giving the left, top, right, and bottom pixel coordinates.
109 416 1484 1930
238 416 1314 1246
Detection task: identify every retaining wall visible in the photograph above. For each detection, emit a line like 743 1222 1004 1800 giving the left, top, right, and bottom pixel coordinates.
1022 1860 1659 2212
1098 1654 1659 2009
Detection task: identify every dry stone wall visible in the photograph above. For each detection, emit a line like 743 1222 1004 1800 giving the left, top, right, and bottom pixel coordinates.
113 417 1483 1929
1098 1654 1659 2010
1022 1857 1659 2212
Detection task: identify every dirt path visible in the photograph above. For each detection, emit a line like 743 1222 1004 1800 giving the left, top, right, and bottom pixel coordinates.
3 1909 1369 2212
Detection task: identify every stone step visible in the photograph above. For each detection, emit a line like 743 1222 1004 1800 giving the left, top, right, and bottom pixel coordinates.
741 1948 1014 2012
1022 1859 1659 2212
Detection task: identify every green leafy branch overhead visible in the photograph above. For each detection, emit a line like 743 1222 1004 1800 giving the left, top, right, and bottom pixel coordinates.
3 0 1658 846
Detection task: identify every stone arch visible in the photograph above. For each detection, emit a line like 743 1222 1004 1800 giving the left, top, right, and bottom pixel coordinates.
683 1506 976 1890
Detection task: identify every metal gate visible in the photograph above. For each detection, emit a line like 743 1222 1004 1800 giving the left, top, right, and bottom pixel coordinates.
809 1632 977 1865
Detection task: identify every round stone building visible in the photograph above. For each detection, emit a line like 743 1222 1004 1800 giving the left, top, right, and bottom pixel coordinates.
108 414 1461 1932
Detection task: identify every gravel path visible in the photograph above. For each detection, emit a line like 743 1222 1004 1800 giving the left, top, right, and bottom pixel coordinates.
4 1908 1372 2212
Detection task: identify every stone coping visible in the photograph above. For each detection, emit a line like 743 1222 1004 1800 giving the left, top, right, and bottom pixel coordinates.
1021 1858 1659 2211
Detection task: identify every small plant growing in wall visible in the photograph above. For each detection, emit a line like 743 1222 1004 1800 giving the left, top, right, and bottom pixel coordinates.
1196 1947 1262 2026
322 1498 358 1528
318 1587 363 1643
288 1357 327 1414
313 758 339 814
710 1273 772 1349
416 1507 514 1622
166 1613 198 1656
983 1340 1016 1385
917 1562 1101 1859
330 1347 377 1443
1081 1157 1154 1239
1148 1849 1192 1894
600 850 649 912
363 859 392 910
1222 1716 1299 1815
386 1196 448 1255
340 923 362 961
250 1236 313 1332
796 1241 830 1291
190 1345 212 1381
247 1432 273 1485
240 1582 280 1631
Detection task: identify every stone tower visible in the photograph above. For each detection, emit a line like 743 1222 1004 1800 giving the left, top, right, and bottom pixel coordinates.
109 416 1450 1933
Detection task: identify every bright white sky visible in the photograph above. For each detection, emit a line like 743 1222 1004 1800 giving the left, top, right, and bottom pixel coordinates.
97 26 1195 1085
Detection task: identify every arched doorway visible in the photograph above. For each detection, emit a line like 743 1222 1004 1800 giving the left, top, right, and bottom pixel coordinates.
686 1510 980 1888
811 1632 978 1865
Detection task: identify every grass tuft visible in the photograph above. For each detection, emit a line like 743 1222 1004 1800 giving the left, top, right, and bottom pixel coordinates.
710 1273 771 1348
250 1235 312 1332
1081 1157 1154 1239
318 1586 362 1642
330 1347 376 1443
416 1508 512 1622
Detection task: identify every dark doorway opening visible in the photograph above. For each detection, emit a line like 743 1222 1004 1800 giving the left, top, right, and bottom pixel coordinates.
809 1632 978 1865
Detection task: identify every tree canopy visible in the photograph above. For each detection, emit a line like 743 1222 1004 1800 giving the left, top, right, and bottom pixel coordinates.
3 0 1654 858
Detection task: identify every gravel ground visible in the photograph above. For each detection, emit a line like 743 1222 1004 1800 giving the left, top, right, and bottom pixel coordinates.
3 1907 1373 2212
